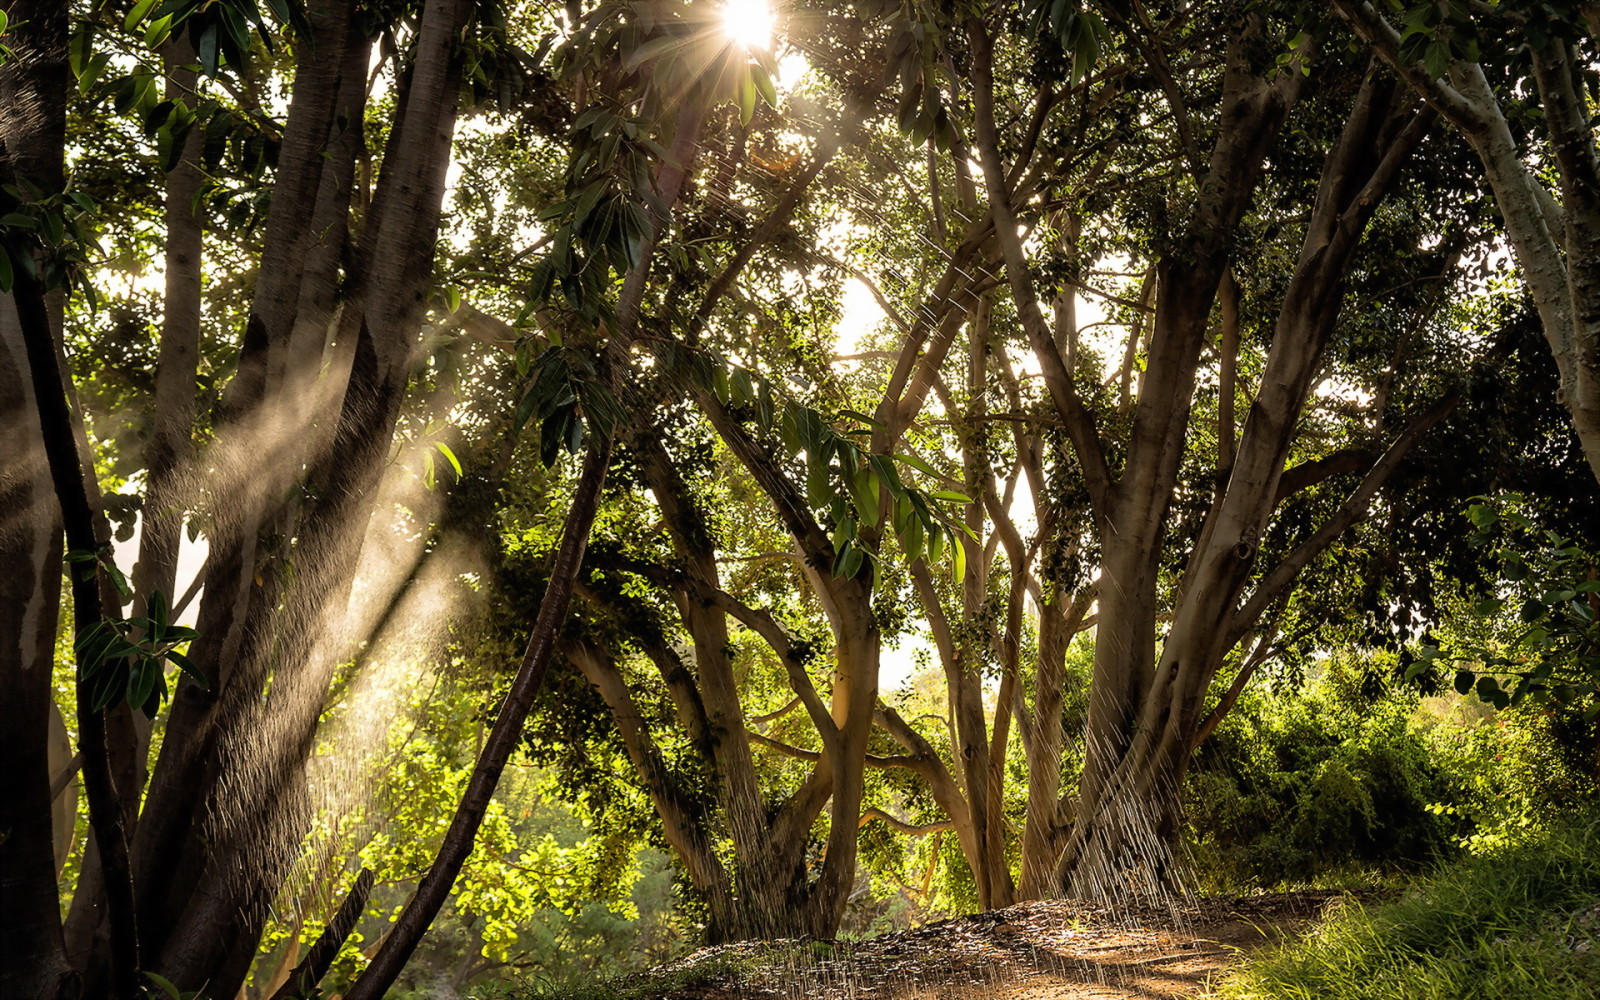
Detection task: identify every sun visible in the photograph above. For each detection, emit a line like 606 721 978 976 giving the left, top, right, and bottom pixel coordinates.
721 0 775 51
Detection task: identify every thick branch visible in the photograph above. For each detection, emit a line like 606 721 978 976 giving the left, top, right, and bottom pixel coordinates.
1273 447 1379 505
699 586 837 742
266 869 374 1000
1328 1 1484 129
967 18 1112 517
1230 393 1459 645
859 808 954 837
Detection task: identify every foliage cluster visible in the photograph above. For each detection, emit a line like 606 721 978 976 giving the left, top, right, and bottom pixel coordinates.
12 0 1600 994
1186 659 1459 890
1185 642 1599 893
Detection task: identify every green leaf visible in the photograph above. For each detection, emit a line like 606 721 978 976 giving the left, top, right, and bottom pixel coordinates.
1454 669 1475 695
78 52 111 92
834 514 857 548
166 650 208 688
434 441 463 479
751 62 778 107
1423 39 1451 79
893 452 941 479
565 410 584 454
892 493 912 535
929 490 973 504
951 534 967 583
143 970 185 1000
806 452 833 509
103 559 132 601
833 539 862 579
198 23 220 76
129 659 160 713
738 73 756 126
124 0 159 30
144 13 174 48
902 515 924 561
622 34 680 73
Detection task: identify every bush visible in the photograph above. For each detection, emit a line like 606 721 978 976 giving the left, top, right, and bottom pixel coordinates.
1185 659 1460 889
1417 695 1598 852
1208 815 1600 1000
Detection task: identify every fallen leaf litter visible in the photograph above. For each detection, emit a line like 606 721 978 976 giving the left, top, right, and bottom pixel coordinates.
635 890 1385 999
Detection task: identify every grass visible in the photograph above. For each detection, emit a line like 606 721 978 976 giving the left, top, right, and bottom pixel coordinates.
1208 814 1600 1000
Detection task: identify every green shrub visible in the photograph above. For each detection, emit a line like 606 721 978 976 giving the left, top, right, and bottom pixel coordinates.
1186 662 1459 889
1208 815 1600 1000
1417 696 1597 851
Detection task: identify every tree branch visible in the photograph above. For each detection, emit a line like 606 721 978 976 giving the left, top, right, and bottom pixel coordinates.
1273 447 1379 505
859 807 954 837
1328 1 1484 129
1230 392 1460 646
699 585 837 741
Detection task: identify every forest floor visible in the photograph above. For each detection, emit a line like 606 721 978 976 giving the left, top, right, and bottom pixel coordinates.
640 890 1390 1000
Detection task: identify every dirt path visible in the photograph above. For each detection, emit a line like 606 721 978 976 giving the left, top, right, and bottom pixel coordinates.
650 891 1380 1000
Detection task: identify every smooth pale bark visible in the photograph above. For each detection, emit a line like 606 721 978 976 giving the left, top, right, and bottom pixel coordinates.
568 642 737 921
133 37 203 660
613 407 881 937
969 14 1301 896
1050 74 1440 894
893 295 1026 910
963 15 1466 896
626 434 816 939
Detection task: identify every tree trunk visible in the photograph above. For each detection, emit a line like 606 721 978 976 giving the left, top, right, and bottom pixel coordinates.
128 3 374 966
149 0 471 986
1332 2 1600 487
0 288 76 1000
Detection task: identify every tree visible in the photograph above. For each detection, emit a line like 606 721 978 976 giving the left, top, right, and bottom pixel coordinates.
867 0 1484 898
1333 1 1600 487
1 0 496 991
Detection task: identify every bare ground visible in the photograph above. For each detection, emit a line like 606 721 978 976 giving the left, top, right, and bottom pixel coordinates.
643 891 1389 1000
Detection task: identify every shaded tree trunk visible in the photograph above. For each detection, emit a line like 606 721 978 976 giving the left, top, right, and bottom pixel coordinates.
0 278 75 1000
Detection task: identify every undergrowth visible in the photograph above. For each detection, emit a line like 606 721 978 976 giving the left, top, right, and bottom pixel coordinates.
1209 814 1600 1000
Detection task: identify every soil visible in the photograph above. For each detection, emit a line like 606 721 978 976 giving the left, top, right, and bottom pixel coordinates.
643 890 1390 1000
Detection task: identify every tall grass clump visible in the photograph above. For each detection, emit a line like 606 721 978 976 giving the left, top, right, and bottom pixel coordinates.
1210 814 1600 1000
